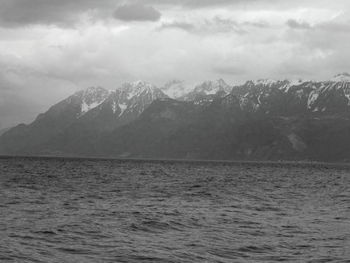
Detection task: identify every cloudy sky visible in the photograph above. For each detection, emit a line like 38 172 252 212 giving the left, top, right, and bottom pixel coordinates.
0 0 350 128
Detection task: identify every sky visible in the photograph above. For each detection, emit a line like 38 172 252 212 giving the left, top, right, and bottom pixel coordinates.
0 0 350 128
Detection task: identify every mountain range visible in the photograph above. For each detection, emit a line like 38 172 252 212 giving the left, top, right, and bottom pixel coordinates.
1 74 350 162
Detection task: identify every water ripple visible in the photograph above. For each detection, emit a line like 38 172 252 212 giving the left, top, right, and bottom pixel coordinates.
0 157 349 262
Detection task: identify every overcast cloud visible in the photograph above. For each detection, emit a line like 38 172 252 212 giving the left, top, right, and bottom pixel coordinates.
0 0 350 127
113 3 161 22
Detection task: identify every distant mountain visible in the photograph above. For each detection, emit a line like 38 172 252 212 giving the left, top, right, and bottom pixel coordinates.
181 79 232 104
332 72 350 82
231 77 350 115
160 80 191 99
78 81 167 130
0 82 167 155
97 76 350 161
0 86 109 154
98 98 202 158
1 75 350 161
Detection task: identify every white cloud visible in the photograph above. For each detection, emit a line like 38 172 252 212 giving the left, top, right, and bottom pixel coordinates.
0 0 350 127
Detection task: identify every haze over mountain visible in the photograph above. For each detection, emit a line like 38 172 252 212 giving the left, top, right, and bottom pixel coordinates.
1 73 350 162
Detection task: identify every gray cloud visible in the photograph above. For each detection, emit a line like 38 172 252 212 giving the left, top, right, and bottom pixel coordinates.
287 19 312 30
0 1 163 27
113 3 161 22
243 21 270 28
0 0 279 28
0 0 229 27
0 58 77 127
159 17 269 35
0 70 40 128
0 0 118 27
213 65 247 76
317 22 350 32
159 21 195 31
150 0 261 8
209 17 247 34
287 19 350 33
0 0 350 126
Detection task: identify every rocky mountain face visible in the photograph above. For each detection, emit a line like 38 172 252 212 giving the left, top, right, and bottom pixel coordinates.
332 72 350 82
1 74 350 161
231 77 350 115
79 81 168 131
0 86 109 154
0 82 167 155
181 79 232 104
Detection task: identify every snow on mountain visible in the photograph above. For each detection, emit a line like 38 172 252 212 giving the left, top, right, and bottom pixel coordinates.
307 90 320 109
332 73 350 82
251 79 278 86
181 79 232 102
82 81 168 123
74 75 350 118
76 87 110 117
115 81 168 117
230 75 350 113
4 75 350 159
118 103 127 116
161 80 191 99
120 80 165 101
194 79 231 95
288 79 306 86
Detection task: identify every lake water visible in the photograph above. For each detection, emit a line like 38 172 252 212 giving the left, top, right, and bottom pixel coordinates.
0 157 349 262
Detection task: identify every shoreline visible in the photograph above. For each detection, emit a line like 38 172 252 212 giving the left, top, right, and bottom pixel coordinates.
1 154 350 169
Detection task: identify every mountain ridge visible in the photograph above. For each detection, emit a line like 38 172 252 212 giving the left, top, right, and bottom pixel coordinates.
1 74 350 161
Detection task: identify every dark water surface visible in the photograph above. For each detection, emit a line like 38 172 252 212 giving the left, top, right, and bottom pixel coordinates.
0 157 349 262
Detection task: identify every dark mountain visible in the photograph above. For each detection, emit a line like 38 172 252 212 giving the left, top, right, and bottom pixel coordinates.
97 75 350 161
76 81 168 131
1 75 350 162
0 86 110 154
42 81 167 155
96 93 289 160
0 82 167 155
228 77 350 116
98 98 202 158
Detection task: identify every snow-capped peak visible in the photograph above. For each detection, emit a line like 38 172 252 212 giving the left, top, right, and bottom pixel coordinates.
81 86 108 97
194 79 231 95
77 87 110 116
119 81 162 100
252 79 278 86
288 79 306 86
332 73 350 82
161 80 192 99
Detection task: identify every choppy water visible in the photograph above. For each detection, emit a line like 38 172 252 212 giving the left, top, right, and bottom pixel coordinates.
0 157 349 262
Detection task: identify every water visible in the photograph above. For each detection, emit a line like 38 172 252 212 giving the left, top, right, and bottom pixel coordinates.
0 157 349 263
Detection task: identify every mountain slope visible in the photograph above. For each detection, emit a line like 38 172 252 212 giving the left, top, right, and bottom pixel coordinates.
76 81 168 131
0 87 110 154
0 127 11 136
49 81 168 155
97 94 291 160
2 75 350 161
0 82 167 155
181 79 232 104
231 78 350 115
97 98 202 158
97 91 350 161
96 75 350 161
